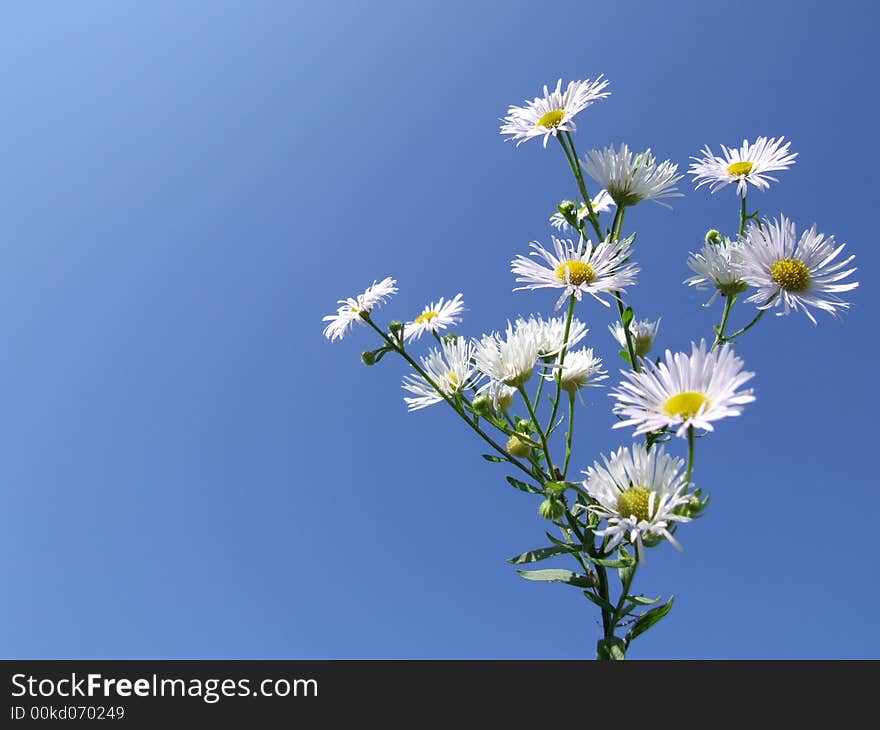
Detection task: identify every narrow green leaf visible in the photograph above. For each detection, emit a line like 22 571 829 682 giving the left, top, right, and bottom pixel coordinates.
622 307 634 328
505 476 541 494
507 545 575 564
626 597 675 643
627 595 662 606
482 454 507 463
516 569 594 588
544 531 574 548
596 637 627 661
618 349 632 364
582 554 633 569
583 590 616 614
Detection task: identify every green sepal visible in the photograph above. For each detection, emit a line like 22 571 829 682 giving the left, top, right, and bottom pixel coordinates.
516 569 594 588
507 545 576 565
626 596 674 644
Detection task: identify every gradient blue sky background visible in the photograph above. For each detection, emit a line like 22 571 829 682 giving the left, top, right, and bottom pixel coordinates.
2 1 877 659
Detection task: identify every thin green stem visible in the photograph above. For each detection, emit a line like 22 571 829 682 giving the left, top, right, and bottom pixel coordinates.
557 133 602 239
518 384 554 473
362 315 538 480
562 391 575 479
685 426 695 483
546 295 576 433
725 307 768 341
711 294 737 351
612 560 638 628
739 196 747 237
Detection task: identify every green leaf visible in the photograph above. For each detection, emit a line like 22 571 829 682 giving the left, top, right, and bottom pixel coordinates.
582 590 616 613
626 596 674 643
505 476 542 494
543 480 572 494
618 349 632 364
507 545 575 564
596 637 627 661
582 554 633 569
622 307 634 328
627 595 662 606
516 569 594 588
544 531 574 548
482 454 507 463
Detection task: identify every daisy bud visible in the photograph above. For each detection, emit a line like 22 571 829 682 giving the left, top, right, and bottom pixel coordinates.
705 229 723 245
516 418 532 433
472 395 493 416
538 498 566 521
361 350 378 366
506 434 532 458
557 199 576 215
389 321 404 339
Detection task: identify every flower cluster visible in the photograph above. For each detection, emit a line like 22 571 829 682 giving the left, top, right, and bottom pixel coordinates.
321 74 858 659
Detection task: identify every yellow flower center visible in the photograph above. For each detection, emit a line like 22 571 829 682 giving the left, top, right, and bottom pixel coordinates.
770 257 811 292
415 310 439 324
664 391 710 420
444 371 461 392
617 487 655 523
536 109 566 129
555 261 596 287
726 161 754 177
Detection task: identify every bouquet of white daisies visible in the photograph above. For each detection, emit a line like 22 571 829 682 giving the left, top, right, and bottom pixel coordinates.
322 75 858 660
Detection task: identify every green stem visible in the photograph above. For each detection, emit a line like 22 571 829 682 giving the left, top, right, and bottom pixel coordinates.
557 133 602 239
518 384 554 474
711 294 737 351
546 295 576 434
685 426 695 483
725 307 767 341
562 391 575 479
739 196 747 237
612 560 638 628
362 315 538 480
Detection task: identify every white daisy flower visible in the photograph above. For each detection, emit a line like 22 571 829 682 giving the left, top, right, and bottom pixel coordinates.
403 293 465 343
401 337 480 412
549 192 615 231
322 277 397 342
739 216 858 324
685 238 748 306
514 314 588 358
609 318 660 357
583 443 692 560
471 321 542 388
689 136 797 198
500 76 610 148
476 379 517 412
546 347 607 392
582 144 683 207
511 234 639 309
611 340 755 437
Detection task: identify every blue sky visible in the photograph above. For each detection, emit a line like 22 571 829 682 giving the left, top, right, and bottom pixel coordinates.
1 1 877 659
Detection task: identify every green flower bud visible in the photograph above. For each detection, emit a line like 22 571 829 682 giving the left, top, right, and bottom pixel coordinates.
472 395 493 416
538 498 565 521
516 418 532 434
361 350 377 366
442 333 459 345
705 229 723 245
506 434 532 458
557 199 576 215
